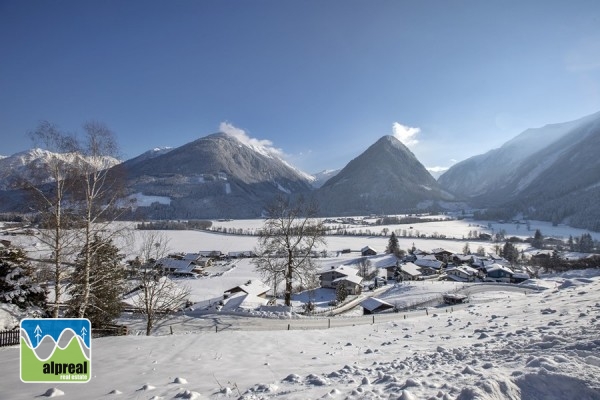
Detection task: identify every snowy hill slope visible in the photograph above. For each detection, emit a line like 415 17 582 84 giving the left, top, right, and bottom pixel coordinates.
1 269 599 399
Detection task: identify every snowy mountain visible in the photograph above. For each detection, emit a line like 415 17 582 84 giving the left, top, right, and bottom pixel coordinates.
315 136 456 216
114 132 314 219
0 148 120 190
438 110 600 230
310 169 341 188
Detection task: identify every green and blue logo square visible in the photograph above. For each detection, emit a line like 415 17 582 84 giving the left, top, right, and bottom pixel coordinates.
20 318 91 383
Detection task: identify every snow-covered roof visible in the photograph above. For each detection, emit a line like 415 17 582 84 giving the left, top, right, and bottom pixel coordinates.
485 264 514 274
431 248 451 254
369 254 399 269
319 265 359 276
361 246 377 253
156 258 195 273
400 262 422 277
512 272 530 279
360 297 394 312
224 279 270 296
447 265 478 276
416 254 438 261
414 258 443 269
333 274 363 285
222 292 268 311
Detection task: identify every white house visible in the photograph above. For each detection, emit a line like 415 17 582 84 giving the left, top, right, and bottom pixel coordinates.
224 279 270 299
398 262 422 281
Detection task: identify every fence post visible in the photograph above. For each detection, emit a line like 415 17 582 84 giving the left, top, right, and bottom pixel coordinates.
328 319 330 329
287 324 290 331
372 315 375 324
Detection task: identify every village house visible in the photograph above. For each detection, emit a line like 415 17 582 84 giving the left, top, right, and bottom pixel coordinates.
361 297 394 315
431 248 453 261
332 274 363 295
319 265 359 286
397 262 422 281
414 258 444 275
484 264 515 283
155 257 201 277
361 246 377 256
221 292 269 311
223 279 270 299
445 265 479 282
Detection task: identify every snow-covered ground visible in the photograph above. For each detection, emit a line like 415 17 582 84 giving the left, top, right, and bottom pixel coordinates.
2 269 600 399
2 218 600 399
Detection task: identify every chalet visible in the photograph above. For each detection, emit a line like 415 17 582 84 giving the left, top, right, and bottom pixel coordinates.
319 265 360 289
446 265 479 282
484 264 514 283
453 254 474 265
180 253 213 267
397 262 422 281
332 274 363 295
155 258 200 274
221 292 269 311
361 297 394 315
361 246 377 256
414 258 444 275
223 279 270 299
431 248 453 261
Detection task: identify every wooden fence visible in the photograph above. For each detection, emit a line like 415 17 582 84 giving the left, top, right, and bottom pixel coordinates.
92 324 128 338
0 328 20 347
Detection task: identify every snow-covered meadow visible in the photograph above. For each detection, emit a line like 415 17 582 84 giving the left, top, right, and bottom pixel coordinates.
1 218 600 399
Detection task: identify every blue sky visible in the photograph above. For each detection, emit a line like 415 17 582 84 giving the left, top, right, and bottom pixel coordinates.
1 0 600 174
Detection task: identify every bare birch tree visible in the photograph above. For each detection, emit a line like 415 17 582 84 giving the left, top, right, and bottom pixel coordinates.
26 122 80 317
71 121 129 318
131 231 190 335
253 195 325 306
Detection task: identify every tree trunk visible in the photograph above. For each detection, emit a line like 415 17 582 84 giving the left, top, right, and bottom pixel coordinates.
285 249 293 306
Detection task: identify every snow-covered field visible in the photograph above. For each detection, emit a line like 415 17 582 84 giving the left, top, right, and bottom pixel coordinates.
1 218 600 399
2 269 600 399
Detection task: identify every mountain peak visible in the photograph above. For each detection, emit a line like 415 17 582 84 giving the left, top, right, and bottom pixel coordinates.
315 135 454 215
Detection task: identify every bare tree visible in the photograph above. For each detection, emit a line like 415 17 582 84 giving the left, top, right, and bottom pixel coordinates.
71 122 129 318
357 257 376 280
25 122 81 317
131 231 190 335
253 195 326 306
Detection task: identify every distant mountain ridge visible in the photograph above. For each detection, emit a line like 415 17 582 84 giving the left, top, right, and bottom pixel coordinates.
0 148 119 190
439 110 600 231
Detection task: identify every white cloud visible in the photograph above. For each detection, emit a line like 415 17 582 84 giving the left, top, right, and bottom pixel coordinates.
219 122 284 158
392 122 420 147
427 166 449 173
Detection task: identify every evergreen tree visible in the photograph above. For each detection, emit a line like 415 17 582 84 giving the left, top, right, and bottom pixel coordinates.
502 241 519 265
67 235 125 327
532 229 544 249
335 283 348 303
579 233 594 253
386 232 399 254
0 246 47 309
568 235 574 252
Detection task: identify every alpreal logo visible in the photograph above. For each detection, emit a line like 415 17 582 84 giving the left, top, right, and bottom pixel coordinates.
20 318 91 383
